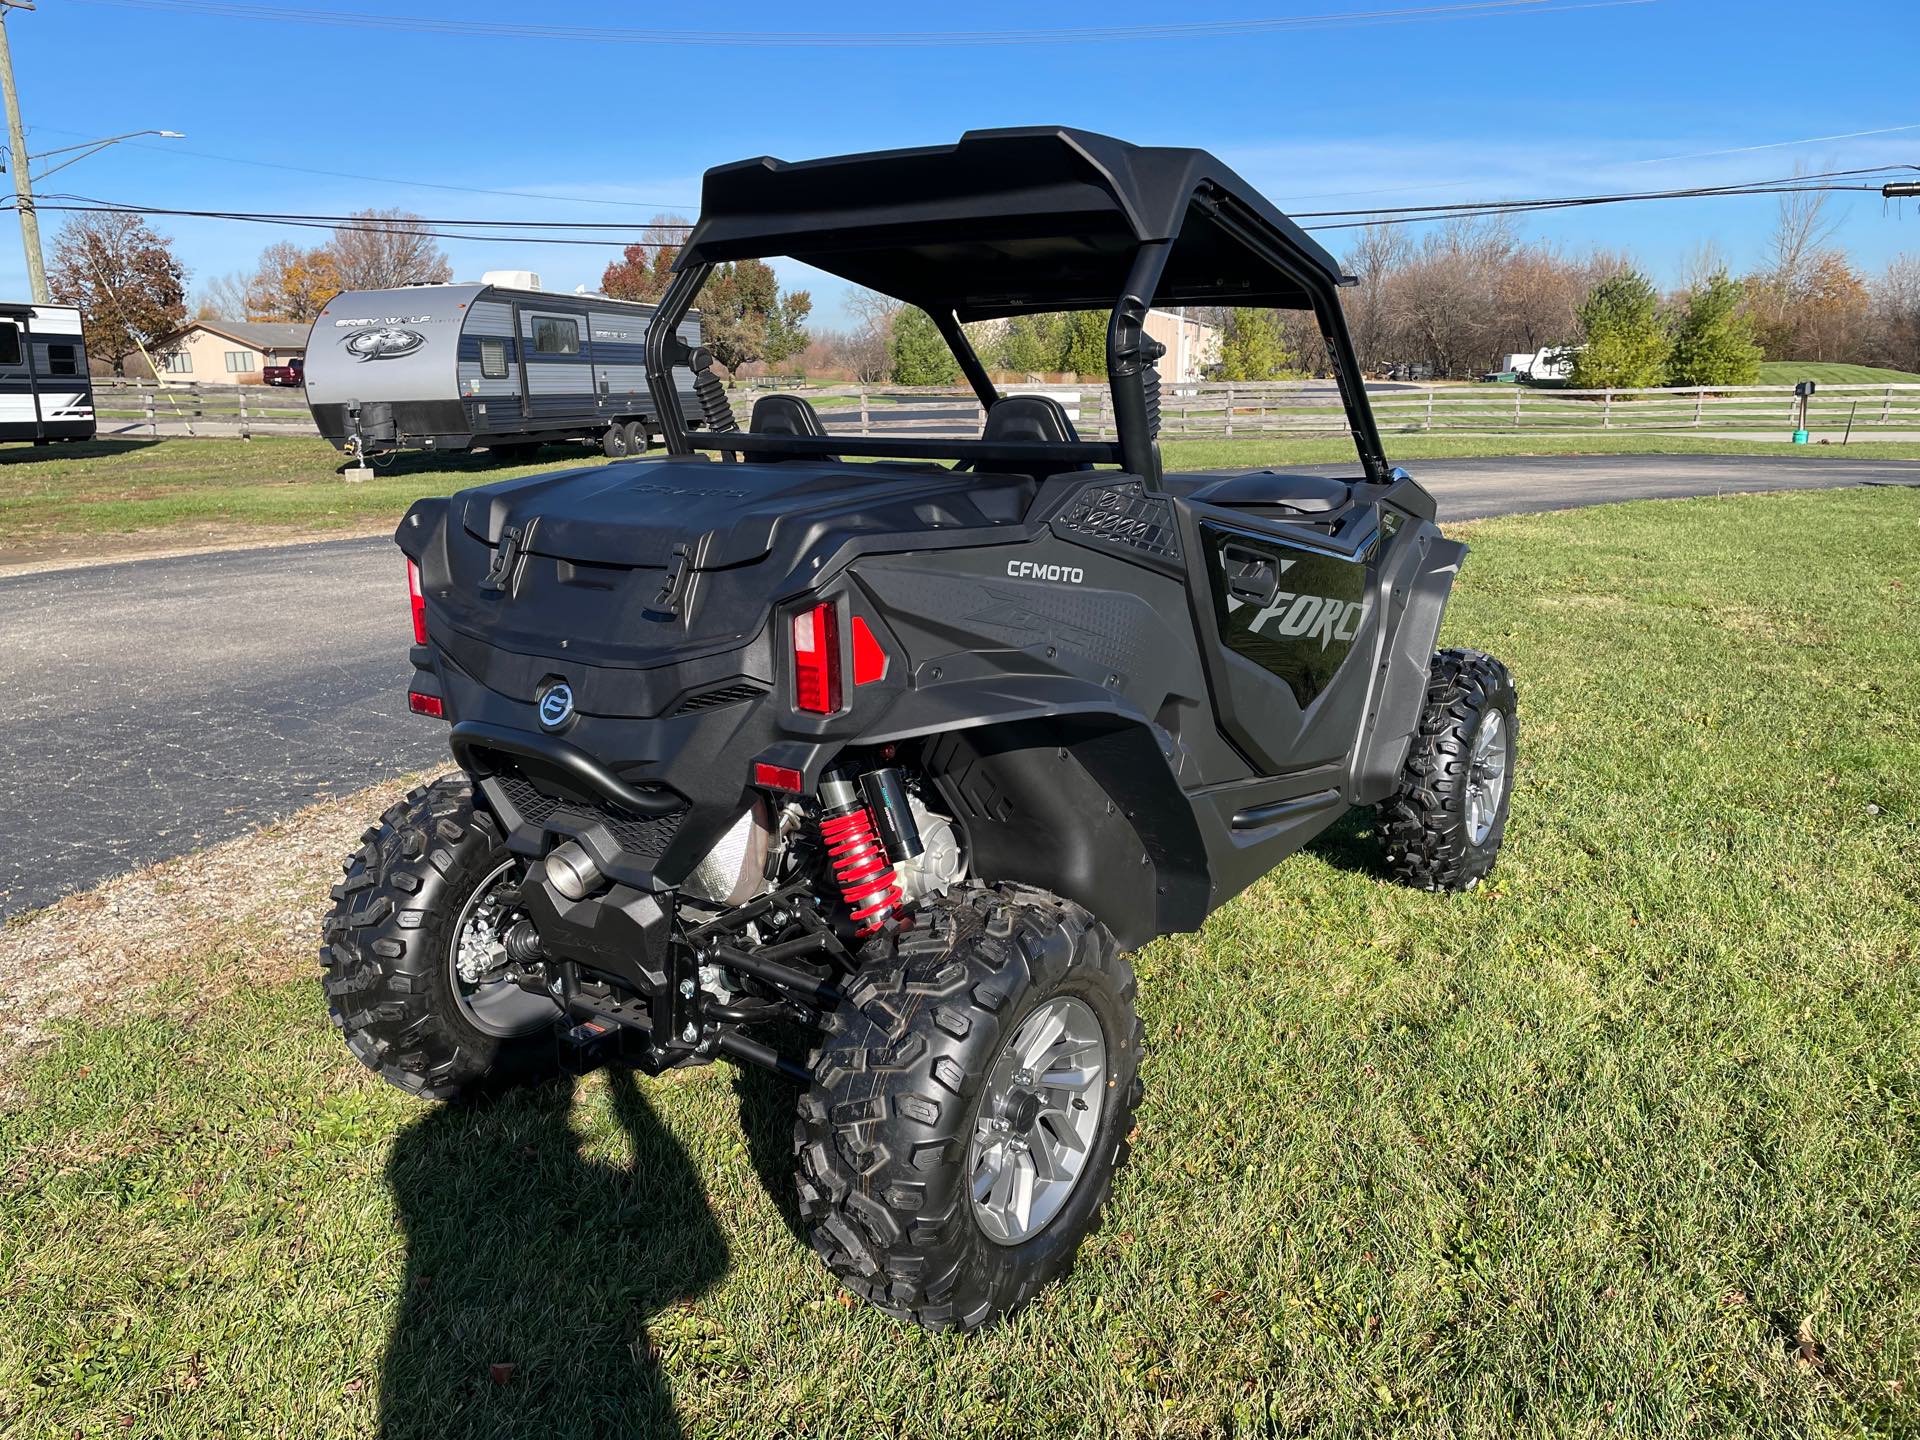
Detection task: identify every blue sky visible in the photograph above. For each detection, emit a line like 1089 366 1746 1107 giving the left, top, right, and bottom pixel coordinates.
9 0 1916 326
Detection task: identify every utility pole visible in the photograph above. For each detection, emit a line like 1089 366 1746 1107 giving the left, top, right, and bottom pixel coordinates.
0 0 46 304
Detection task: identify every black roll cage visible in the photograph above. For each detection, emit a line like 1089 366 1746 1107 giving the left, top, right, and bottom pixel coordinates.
643 138 1391 491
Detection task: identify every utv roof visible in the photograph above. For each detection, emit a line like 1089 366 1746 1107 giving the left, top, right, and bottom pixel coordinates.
680 126 1351 320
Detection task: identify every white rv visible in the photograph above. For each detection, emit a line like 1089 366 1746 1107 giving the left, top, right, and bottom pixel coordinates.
0 302 95 444
303 272 701 462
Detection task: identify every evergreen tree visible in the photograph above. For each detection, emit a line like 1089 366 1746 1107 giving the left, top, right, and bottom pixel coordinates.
1667 270 1763 386
1215 308 1295 380
1569 269 1671 388
888 306 960 384
1061 311 1109 378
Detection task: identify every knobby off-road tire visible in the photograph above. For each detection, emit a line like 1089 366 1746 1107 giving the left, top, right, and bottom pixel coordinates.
320 776 560 1100
796 888 1145 1331
1380 647 1518 892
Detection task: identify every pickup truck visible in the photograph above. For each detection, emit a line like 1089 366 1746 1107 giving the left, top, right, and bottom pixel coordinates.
263 356 305 387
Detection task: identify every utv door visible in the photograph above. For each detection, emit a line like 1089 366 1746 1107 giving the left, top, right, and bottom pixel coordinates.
1179 490 1387 782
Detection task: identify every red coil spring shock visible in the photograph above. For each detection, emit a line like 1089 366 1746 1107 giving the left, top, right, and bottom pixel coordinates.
818 777 902 937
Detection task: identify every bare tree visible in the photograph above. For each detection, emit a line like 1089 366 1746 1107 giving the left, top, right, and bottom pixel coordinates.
193 269 251 321
1868 254 1920 373
326 209 453 291
1338 224 1409 373
842 289 903 384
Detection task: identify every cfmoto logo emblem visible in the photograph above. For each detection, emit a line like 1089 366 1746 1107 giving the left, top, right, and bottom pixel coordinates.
342 327 425 361
537 681 575 731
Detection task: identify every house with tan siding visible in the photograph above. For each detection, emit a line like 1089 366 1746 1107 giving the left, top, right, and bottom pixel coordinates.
144 320 309 383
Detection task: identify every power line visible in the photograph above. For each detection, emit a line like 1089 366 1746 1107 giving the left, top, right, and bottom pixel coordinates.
22 124 698 212
22 162 1907 251
70 0 1660 47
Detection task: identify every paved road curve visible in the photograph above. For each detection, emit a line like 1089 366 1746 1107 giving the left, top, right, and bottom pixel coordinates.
2 452 1913 916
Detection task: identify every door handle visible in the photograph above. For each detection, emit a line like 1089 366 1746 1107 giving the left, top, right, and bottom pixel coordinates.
1222 544 1278 605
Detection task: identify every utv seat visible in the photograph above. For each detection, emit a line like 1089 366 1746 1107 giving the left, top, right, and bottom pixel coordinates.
976 394 1084 479
1183 469 1352 516
747 393 836 463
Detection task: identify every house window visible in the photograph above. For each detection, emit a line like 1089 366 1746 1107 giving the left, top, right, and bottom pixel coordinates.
162 351 193 373
0 323 19 366
225 350 257 373
531 317 579 356
47 344 78 376
479 336 509 379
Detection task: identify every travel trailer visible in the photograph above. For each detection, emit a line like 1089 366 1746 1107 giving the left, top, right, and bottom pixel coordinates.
0 302 95 444
303 272 702 462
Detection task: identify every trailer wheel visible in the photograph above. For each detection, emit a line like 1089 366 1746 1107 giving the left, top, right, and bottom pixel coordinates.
620 420 648 456
601 423 631 459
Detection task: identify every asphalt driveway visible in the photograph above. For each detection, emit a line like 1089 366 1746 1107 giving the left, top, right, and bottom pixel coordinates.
1 451 1913 915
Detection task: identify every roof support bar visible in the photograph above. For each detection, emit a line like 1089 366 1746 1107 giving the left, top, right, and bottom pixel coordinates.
932 308 999 409
1108 240 1172 489
646 260 710 457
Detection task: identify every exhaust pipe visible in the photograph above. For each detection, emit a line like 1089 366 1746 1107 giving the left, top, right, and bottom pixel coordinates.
543 840 603 901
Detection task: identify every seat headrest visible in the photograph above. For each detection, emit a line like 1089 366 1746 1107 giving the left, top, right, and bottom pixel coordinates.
748 393 829 440
981 394 1080 446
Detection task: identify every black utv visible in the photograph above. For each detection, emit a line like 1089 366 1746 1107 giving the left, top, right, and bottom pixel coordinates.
323 128 1516 1331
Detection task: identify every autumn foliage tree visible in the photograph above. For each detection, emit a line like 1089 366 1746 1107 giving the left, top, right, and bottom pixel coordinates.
48 212 187 375
600 218 810 380
599 215 688 303
245 241 341 323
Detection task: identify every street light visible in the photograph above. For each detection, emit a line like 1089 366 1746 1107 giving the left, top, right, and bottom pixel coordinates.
0 0 184 303
28 129 188 183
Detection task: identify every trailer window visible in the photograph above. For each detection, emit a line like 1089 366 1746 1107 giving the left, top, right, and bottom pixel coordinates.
47 344 78 376
531 317 580 356
0 323 19 366
479 337 509 378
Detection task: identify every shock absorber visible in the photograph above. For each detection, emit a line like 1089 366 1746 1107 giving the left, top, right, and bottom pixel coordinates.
817 771 903 937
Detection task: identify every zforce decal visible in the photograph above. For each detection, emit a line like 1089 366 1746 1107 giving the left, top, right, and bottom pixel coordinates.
1204 526 1371 708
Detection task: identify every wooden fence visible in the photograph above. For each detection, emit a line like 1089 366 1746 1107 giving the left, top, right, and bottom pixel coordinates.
92 378 315 438
90 377 1920 444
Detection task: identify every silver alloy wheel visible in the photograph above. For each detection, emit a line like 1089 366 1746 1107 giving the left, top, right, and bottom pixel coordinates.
1466 708 1511 846
448 859 561 1038
967 995 1109 1246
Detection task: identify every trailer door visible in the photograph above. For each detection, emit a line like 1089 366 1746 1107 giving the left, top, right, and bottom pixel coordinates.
0 315 40 441
519 308 588 429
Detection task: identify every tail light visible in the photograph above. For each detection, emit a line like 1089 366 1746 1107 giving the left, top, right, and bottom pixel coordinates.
406 559 428 644
792 602 841 714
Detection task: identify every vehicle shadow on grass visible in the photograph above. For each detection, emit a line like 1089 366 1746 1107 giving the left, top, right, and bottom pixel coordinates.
377 1067 727 1440
1304 805 1394 881
0 438 159 464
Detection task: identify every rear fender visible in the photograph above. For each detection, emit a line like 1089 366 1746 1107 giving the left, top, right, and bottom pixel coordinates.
888 709 1210 951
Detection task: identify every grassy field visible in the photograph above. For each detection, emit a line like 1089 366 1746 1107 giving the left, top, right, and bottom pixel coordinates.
2 485 1916 1437
5 433 1920 564
1757 362 1920 386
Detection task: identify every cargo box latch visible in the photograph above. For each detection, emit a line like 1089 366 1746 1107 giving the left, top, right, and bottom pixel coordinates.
481 523 527 594
652 541 693 617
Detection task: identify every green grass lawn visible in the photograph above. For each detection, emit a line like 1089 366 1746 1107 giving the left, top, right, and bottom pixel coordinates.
1757 362 1920 386
5 433 1920 563
3 486 1917 1437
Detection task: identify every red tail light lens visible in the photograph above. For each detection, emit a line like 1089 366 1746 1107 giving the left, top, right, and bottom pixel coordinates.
849 615 888 686
407 690 445 719
792 601 841 714
406 559 428 644
753 761 804 793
